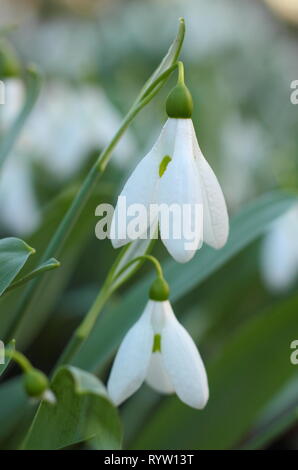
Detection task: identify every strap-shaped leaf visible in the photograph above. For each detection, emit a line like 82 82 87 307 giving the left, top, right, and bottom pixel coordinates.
24 366 122 450
3 258 60 294
136 18 185 102
0 237 35 296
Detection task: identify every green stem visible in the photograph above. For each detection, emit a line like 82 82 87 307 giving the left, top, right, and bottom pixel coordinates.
6 67 177 342
53 254 163 371
5 349 32 372
53 284 110 371
112 254 164 282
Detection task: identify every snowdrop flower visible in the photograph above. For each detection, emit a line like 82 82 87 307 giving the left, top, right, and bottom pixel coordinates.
261 205 298 291
110 64 229 263
108 276 209 409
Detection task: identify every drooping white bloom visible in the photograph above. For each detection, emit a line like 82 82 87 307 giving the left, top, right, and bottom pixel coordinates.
107 300 209 409
261 205 298 291
110 118 229 263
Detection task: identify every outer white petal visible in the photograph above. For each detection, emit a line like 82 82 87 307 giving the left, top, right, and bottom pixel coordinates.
160 301 209 409
107 302 154 405
109 150 158 248
158 119 203 263
109 120 175 248
145 352 175 394
191 122 229 249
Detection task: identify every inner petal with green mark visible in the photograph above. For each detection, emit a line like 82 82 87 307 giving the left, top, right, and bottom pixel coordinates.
159 155 172 178
152 334 161 352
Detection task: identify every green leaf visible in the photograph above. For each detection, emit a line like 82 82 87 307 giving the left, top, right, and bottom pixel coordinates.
0 339 15 377
0 183 113 345
0 377 27 441
240 377 298 449
137 17 185 101
0 238 35 296
0 65 42 170
24 366 122 450
3 258 60 294
73 191 298 372
132 292 298 449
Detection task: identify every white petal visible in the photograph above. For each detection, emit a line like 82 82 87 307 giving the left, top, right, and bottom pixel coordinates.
107 302 154 405
161 301 209 409
158 119 203 263
41 389 57 405
109 120 175 248
191 122 229 249
109 151 158 248
145 352 175 394
261 208 298 291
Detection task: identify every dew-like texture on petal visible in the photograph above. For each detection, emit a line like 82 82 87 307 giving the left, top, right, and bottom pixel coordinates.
191 122 229 249
161 302 209 409
145 352 175 394
158 119 203 263
107 302 154 405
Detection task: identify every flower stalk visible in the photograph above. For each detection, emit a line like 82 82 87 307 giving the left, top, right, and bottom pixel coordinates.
53 254 166 371
6 18 185 342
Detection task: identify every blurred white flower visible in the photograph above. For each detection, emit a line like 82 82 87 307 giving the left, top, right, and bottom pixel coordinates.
0 78 136 235
41 389 56 405
260 205 298 292
107 299 209 409
110 118 229 263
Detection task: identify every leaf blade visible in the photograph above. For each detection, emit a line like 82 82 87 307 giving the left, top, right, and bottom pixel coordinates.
24 366 122 450
0 237 35 296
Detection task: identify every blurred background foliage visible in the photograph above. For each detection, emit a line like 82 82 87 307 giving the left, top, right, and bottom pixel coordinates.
0 0 297 450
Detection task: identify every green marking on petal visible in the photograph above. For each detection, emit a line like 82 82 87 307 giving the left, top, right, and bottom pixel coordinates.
159 155 172 178
152 334 161 352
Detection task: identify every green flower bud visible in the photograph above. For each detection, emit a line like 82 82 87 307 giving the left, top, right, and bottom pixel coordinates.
23 369 49 398
149 276 170 301
166 83 193 119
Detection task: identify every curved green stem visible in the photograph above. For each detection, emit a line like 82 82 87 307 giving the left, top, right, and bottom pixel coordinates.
5 349 32 372
112 254 164 283
53 253 164 371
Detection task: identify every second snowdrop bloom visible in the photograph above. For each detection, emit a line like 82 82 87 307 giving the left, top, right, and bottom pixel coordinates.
107 279 209 409
261 205 298 291
110 68 229 263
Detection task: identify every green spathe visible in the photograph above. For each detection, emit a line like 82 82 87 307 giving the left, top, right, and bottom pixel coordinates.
149 276 170 301
166 83 193 118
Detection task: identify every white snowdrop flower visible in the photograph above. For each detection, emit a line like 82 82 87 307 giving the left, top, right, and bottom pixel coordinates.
261 205 298 291
110 68 229 263
107 293 209 410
